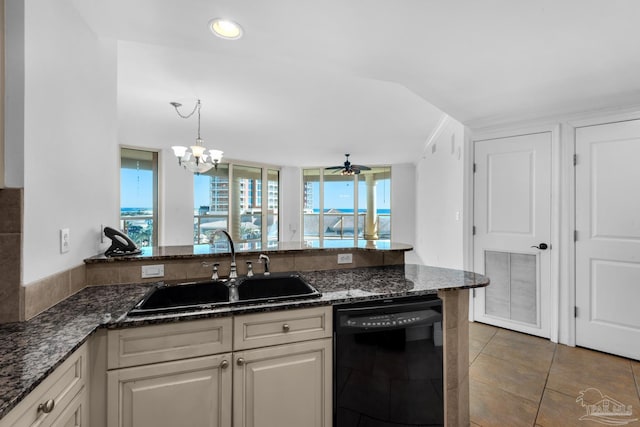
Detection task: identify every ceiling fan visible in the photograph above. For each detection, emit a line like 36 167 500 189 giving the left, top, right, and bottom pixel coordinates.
325 154 371 175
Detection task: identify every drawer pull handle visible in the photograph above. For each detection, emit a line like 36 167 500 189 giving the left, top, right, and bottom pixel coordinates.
236 357 245 366
282 323 290 332
220 360 229 369
38 399 55 414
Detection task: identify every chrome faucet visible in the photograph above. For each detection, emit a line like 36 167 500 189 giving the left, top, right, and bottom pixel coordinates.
258 253 270 275
213 229 237 280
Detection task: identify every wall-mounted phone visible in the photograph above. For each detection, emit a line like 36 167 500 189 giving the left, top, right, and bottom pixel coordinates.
104 226 142 257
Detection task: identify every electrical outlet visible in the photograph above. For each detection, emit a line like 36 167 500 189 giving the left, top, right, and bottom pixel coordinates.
337 253 353 264
60 228 70 253
141 264 165 278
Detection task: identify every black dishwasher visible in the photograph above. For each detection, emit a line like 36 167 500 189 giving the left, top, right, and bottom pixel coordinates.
334 295 443 427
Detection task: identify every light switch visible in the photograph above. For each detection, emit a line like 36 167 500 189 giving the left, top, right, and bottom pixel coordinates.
60 228 70 253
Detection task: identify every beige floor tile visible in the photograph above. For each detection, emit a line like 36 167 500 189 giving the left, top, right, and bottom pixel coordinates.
545 349 640 427
469 321 498 344
632 361 640 398
482 330 556 374
469 337 486 364
470 353 547 404
470 379 539 427
468 324 640 427
536 388 639 427
546 345 638 401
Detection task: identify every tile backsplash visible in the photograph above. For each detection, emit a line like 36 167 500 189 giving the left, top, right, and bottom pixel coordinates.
0 188 22 323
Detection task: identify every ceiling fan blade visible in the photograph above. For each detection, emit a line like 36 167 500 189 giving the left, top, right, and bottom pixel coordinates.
352 165 371 171
325 166 344 170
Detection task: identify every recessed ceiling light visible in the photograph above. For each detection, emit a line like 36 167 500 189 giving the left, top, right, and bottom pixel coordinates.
209 18 243 40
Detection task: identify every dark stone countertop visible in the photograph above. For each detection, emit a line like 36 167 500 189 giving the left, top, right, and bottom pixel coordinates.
84 240 413 263
0 264 488 420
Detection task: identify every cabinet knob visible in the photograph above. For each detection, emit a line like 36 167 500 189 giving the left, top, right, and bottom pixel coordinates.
220 360 229 369
282 323 290 332
38 399 55 414
236 357 245 366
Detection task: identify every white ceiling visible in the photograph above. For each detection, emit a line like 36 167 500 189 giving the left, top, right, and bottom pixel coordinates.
71 0 640 167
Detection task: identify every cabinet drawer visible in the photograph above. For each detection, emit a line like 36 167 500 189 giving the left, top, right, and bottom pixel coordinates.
49 388 87 427
107 317 232 369
233 306 332 350
0 344 87 427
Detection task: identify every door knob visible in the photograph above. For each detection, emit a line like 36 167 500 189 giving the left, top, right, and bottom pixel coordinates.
531 243 549 250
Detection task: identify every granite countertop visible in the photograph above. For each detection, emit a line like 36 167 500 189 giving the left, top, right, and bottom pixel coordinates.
0 264 488 420
84 240 413 263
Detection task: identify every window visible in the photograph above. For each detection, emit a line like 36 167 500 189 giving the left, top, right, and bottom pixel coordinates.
194 162 279 244
303 166 391 243
120 148 158 247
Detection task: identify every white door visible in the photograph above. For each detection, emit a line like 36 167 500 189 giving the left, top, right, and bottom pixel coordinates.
473 132 552 338
575 120 640 360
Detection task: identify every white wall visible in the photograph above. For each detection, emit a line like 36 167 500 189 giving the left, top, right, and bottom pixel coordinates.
390 163 419 263
413 117 466 269
280 166 302 242
160 151 194 245
21 0 118 284
4 0 24 187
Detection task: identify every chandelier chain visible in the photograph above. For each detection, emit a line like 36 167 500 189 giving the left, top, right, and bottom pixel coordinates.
173 99 201 120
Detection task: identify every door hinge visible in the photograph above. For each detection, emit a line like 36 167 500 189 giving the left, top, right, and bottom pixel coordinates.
574 306 578 318
472 225 476 235
574 230 578 242
473 163 477 173
573 154 577 166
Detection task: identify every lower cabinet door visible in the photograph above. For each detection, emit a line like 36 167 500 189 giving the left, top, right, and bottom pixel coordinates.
233 339 332 427
107 353 232 427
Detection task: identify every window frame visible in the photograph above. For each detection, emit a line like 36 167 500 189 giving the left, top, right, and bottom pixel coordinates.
119 146 160 247
302 165 392 244
194 159 280 245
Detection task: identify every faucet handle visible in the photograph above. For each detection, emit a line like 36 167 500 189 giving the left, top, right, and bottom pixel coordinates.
202 262 220 280
258 254 271 276
246 261 254 277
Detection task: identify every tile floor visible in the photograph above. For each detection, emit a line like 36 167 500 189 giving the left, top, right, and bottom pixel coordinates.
469 322 640 427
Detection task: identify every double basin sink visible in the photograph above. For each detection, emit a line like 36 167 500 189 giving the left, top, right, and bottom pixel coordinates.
128 273 321 316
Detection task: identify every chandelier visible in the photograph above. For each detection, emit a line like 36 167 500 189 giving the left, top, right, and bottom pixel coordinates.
170 99 223 174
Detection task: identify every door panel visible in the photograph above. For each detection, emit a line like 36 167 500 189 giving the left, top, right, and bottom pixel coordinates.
233 339 332 427
473 132 551 337
576 120 640 360
107 354 232 427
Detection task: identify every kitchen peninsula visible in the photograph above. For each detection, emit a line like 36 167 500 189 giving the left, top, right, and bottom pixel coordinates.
0 242 488 426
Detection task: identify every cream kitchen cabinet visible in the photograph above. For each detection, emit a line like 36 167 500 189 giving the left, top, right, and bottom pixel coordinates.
0 343 88 427
107 353 232 427
106 317 233 427
106 306 332 427
233 339 331 427
232 306 332 427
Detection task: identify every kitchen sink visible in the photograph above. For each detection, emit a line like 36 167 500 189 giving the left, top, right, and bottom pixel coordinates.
128 273 321 316
236 273 321 303
128 280 230 316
